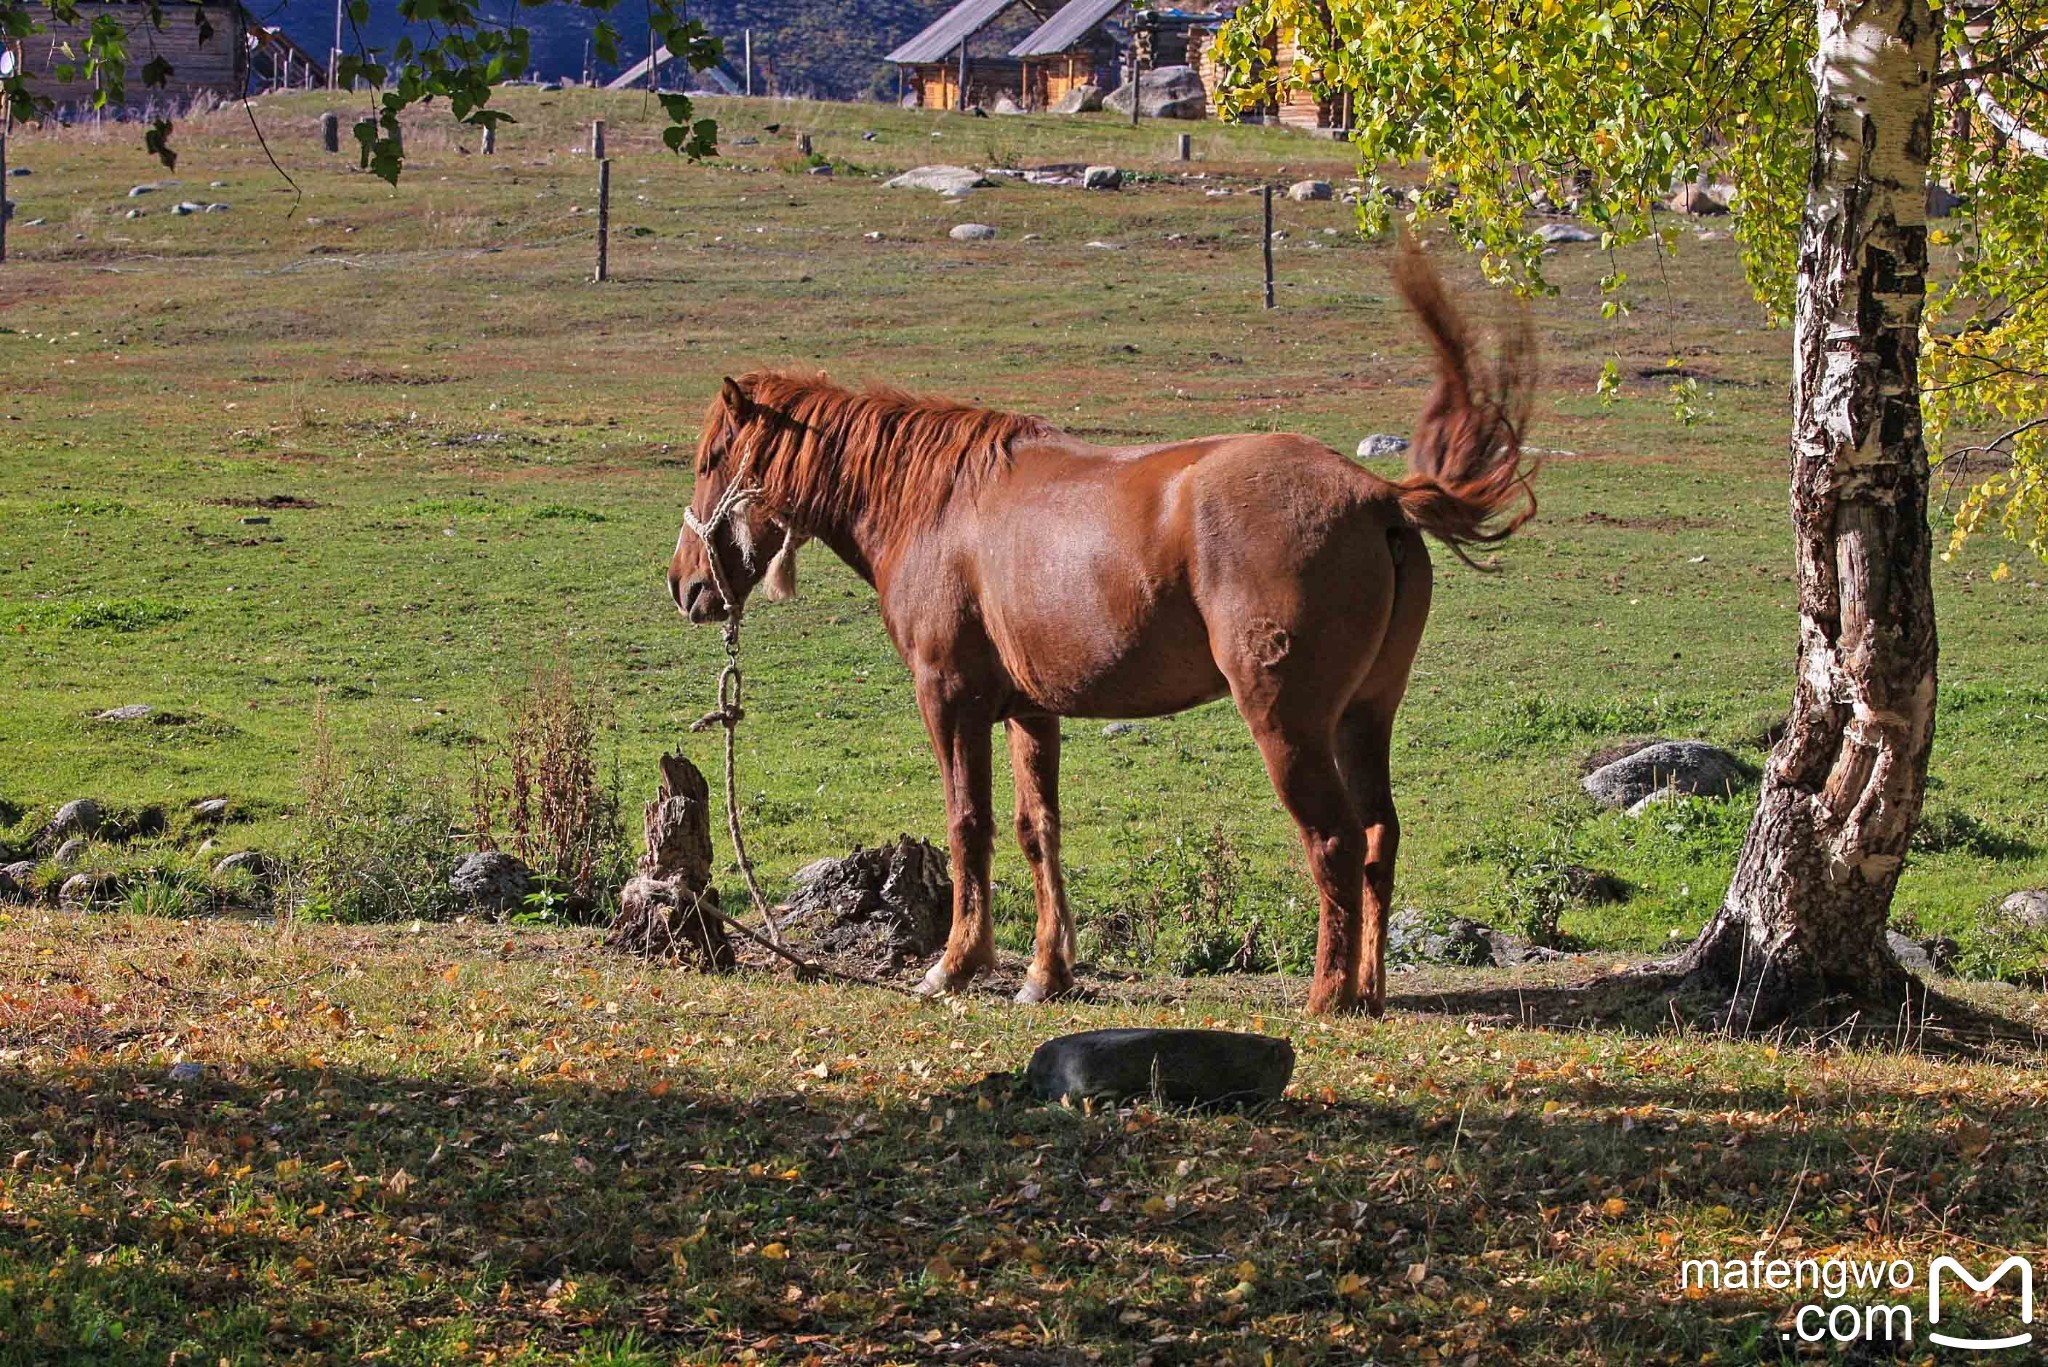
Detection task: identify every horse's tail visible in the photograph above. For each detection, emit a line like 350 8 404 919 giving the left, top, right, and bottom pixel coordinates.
1390 242 1538 568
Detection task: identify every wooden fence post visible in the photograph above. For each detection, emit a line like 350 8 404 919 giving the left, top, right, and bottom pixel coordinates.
1176 132 1191 161
482 124 495 155
1262 183 1275 310
1 130 8 265
796 131 812 157
592 119 606 160
595 158 611 282
321 110 339 154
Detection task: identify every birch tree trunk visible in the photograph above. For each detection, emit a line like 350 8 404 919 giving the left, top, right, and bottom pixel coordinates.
1678 0 1941 1025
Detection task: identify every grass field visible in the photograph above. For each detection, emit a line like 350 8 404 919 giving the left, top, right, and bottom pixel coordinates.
4 89 2048 1366
3 90 2043 962
3 913 2047 1365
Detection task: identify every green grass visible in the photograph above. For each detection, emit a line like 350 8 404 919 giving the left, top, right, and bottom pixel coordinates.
3 912 2048 1364
1 90 2044 970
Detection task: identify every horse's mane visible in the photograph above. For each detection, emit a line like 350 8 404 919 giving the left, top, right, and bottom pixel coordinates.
698 370 1052 541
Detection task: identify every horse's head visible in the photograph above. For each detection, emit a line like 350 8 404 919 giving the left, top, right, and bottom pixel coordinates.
670 376 803 624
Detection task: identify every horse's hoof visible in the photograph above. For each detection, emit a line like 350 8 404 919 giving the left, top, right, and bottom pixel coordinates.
916 958 986 998
1014 975 1072 1005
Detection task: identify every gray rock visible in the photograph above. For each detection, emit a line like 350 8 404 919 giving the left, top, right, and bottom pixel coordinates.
991 93 1026 115
95 704 155 721
806 163 834 176
1536 222 1598 244
1101 721 1146 738
1387 908 1495 968
1584 741 1751 809
20 218 43 228
949 222 998 242
209 180 227 187
1104 65 1207 120
1357 434 1409 459
1082 164 1122 191
731 135 759 146
6 166 28 177
125 208 145 220
1026 1028 1293 1107
59 872 107 909
1205 187 1233 198
167 1061 207 1083
1887 931 1957 976
191 798 231 822
1625 786 1686 818
212 851 272 882
1051 84 1104 114
127 183 160 197
888 164 992 194
1286 179 1333 202
861 131 878 141
1084 240 1122 251
1387 907 1558 970
781 836 951 966
449 850 533 913
1997 889 2048 931
0 861 35 902
54 838 90 867
204 202 231 213
42 798 101 846
172 201 205 216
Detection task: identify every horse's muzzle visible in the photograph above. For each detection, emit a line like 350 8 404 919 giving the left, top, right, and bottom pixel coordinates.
681 579 729 624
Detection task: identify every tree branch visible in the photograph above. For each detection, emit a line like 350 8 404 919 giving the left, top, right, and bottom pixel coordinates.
1953 35 2048 160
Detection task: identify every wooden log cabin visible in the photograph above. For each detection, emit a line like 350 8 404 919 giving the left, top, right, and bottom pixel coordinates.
17 0 251 108
886 0 1046 112
1008 0 1125 109
1190 12 1352 132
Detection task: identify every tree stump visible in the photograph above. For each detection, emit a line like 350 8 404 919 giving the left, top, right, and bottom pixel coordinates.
605 752 735 969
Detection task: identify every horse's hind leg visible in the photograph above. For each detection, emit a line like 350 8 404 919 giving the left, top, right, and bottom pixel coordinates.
1007 715 1076 1004
1238 701 1367 1015
1337 704 1399 1017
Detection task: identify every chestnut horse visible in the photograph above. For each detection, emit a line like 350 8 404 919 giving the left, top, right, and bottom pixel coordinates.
669 250 1534 1015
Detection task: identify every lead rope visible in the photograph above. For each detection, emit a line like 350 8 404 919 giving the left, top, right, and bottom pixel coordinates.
682 482 785 947
681 485 922 998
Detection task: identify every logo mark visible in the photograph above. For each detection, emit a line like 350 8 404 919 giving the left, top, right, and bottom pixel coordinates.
1928 1256 2035 1352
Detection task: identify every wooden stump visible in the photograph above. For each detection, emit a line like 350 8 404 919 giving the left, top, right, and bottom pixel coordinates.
605 752 735 969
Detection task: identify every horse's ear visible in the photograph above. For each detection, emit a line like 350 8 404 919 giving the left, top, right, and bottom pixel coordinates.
721 376 751 417
762 529 804 602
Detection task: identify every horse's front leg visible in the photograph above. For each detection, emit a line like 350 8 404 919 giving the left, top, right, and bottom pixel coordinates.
914 685 998 996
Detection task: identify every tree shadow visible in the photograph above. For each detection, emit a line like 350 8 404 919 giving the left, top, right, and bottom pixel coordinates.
3 1041 2044 1364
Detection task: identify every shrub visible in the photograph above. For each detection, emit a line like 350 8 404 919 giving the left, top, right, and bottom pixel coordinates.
468 661 627 921
1081 824 1296 975
297 702 462 922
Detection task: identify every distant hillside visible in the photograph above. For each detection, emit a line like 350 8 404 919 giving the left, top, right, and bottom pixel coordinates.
281 0 955 101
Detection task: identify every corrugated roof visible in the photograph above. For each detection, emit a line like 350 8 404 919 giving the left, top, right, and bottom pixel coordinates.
887 0 1020 64
1009 0 1123 57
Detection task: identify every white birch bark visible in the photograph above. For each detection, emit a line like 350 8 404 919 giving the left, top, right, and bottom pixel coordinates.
1680 0 1941 1023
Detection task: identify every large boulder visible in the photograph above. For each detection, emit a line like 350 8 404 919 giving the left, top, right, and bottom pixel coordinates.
1082 165 1122 191
1536 222 1598 244
1286 179 1333 202
1583 741 1752 809
1996 889 2048 932
1666 183 1730 216
1051 84 1103 114
449 850 533 914
887 165 992 194
0 861 35 902
779 836 951 968
949 222 998 242
1026 1028 1293 1108
39 798 101 849
1103 65 1207 120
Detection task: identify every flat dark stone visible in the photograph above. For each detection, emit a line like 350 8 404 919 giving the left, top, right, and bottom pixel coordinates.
1026 1028 1294 1109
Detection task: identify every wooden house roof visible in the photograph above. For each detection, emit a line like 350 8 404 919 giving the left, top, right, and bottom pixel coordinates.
1009 0 1123 57
886 0 1026 64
